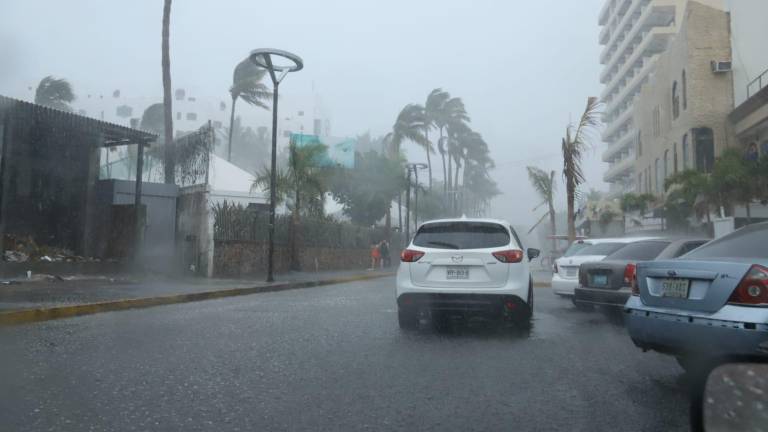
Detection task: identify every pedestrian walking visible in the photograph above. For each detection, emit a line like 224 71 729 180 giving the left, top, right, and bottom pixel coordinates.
370 242 381 270
379 240 390 268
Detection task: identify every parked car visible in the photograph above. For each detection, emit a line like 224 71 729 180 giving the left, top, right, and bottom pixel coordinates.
551 237 656 298
396 218 539 329
626 222 768 370
573 238 709 309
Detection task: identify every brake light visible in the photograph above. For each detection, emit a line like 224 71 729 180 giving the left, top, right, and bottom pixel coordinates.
493 250 524 263
400 249 424 263
623 263 636 286
728 264 768 306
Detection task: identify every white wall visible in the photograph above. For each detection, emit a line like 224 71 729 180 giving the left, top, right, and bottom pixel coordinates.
727 0 768 106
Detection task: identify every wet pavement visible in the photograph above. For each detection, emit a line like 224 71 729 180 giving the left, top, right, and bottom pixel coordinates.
0 277 691 431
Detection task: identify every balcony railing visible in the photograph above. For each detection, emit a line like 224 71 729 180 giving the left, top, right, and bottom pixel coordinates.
747 67 768 100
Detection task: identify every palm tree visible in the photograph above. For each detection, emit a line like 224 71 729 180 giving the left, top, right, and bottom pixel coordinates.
161 0 175 184
423 89 450 189
436 97 470 193
227 59 272 161
527 166 557 253
385 104 428 157
252 143 328 270
34 76 75 111
562 97 600 243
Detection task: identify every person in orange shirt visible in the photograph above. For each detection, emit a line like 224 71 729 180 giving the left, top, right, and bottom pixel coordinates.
370 242 381 270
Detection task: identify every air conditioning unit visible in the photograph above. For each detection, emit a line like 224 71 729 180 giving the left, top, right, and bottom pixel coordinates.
711 61 732 73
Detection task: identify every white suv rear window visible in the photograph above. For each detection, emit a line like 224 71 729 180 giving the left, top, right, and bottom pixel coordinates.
413 222 512 250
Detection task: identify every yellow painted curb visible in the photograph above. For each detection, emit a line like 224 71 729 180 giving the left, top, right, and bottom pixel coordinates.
0 272 395 326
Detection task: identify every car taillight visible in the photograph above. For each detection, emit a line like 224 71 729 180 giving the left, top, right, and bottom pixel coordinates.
492 250 524 263
623 263 636 286
400 249 424 262
728 264 768 306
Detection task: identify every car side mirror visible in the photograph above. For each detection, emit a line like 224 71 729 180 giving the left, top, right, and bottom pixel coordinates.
699 363 768 431
527 248 540 261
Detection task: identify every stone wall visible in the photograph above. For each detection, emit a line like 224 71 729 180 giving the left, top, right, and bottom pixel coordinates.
214 240 389 277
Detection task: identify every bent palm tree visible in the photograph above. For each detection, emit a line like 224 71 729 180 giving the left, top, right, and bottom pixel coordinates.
562 97 600 243
34 76 75 111
436 97 470 192
527 167 557 253
228 60 272 161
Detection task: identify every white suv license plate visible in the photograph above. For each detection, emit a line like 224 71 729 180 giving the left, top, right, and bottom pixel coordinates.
662 278 690 298
447 267 470 280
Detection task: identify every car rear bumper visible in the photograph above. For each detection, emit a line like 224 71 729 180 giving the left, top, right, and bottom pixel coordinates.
625 297 768 358
551 274 578 296
396 293 530 321
574 286 630 307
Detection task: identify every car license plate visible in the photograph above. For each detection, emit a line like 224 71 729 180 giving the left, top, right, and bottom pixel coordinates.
592 274 608 286
662 279 690 298
447 267 470 280
565 267 578 277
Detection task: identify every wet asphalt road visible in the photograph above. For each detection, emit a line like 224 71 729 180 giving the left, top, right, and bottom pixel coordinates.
0 277 692 431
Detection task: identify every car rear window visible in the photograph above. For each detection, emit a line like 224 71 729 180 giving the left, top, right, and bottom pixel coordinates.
413 222 512 250
683 224 768 259
563 241 591 257
604 241 670 261
575 242 626 256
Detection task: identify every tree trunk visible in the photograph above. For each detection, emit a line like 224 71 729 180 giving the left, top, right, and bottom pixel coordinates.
290 184 301 271
746 201 752 224
447 149 453 191
548 200 557 254
567 181 576 244
439 128 447 195
161 0 175 185
227 95 237 161
425 128 433 190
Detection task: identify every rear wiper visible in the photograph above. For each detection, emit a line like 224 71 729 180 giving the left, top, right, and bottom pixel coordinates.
426 241 460 249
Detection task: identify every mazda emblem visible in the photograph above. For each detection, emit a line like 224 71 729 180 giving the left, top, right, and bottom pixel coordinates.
667 270 677 277
451 255 464 263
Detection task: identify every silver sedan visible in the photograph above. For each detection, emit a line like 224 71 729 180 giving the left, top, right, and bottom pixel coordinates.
625 222 768 370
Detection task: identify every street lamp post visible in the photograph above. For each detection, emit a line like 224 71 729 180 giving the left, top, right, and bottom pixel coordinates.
405 162 427 240
249 48 303 283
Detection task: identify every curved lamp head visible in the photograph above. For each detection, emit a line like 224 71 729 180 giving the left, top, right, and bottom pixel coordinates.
249 48 304 72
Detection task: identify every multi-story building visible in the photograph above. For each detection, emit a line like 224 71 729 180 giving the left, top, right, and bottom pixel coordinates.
633 1 733 199
597 0 723 198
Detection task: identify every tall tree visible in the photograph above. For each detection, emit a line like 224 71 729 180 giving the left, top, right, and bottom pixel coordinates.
161 0 175 184
562 97 600 243
423 89 450 190
527 166 557 253
227 60 272 161
436 97 469 193
34 76 75 111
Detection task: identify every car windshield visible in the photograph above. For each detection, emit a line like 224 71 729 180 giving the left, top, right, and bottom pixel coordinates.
684 224 768 259
604 241 670 261
574 242 627 256
413 222 511 250
563 241 591 257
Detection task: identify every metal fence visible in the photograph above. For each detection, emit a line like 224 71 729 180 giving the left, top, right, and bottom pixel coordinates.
212 201 398 249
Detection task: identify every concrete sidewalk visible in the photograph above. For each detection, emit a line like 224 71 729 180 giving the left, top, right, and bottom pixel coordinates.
0 269 394 323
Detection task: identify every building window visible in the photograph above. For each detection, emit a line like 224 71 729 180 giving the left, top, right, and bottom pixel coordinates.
652 106 661 137
176 112 182 120
693 127 715 173
673 143 678 174
655 158 662 194
672 81 680 120
682 70 687 110
175 88 186 100
186 112 198 121
682 133 689 169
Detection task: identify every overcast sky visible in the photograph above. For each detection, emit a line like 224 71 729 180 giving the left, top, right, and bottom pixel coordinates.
1 0 606 228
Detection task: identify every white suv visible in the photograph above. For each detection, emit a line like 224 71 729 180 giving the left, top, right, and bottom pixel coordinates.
396 218 540 329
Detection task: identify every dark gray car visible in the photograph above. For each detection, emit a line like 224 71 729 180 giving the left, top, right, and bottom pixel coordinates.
574 239 710 308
